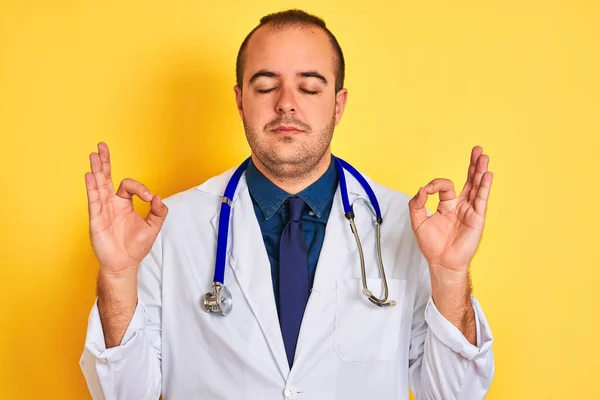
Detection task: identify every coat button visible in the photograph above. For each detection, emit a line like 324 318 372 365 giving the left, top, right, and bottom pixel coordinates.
284 388 297 399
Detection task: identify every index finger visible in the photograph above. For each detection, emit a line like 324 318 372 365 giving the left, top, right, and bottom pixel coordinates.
425 178 457 201
116 178 153 201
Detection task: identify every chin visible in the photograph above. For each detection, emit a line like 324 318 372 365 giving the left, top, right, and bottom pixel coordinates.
268 151 309 166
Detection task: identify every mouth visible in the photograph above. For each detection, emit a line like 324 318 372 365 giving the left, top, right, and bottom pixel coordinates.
271 125 303 133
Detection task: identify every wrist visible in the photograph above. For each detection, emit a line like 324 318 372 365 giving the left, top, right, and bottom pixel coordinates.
97 269 138 309
98 265 138 281
429 267 477 344
429 262 470 283
430 269 472 319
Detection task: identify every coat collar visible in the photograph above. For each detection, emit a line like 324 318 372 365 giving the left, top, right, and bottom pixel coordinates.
195 158 379 201
245 156 338 220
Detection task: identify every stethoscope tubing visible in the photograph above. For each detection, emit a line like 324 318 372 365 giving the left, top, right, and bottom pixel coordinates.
205 155 395 315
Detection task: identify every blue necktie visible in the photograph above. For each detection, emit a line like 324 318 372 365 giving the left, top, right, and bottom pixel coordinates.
279 197 309 368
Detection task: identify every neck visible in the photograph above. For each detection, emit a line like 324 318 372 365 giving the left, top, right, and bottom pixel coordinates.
251 151 332 195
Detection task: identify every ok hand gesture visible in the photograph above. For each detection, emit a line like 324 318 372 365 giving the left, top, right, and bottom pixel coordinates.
408 146 493 278
85 142 168 277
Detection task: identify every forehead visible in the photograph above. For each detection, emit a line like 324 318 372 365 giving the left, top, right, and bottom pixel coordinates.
243 25 336 81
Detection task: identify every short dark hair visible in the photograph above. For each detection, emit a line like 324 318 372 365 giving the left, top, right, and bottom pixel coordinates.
235 9 345 93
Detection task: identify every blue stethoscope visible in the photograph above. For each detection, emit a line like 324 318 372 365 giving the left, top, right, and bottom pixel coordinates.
202 156 396 316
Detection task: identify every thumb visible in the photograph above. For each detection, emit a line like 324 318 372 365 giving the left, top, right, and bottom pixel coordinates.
146 195 168 232
408 187 428 232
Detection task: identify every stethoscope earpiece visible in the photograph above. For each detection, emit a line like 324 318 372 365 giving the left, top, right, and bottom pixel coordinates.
363 289 397 308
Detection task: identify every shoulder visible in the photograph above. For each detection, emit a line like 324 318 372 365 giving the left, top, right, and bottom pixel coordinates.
354 171 414 223
162 166 236 206
373 181 414 208
158 166 238 230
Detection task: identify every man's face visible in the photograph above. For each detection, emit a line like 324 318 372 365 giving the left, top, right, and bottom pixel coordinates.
234 24 348 177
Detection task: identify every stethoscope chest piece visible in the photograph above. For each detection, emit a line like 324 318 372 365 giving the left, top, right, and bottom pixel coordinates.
203 282 232 315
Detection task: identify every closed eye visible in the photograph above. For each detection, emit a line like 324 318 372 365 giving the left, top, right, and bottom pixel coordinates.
256 87 319 95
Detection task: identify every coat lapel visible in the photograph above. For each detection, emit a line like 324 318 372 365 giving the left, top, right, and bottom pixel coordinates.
293 169 376 367
209 175 290 378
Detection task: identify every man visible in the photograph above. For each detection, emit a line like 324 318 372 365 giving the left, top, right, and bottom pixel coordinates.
81 9 494 400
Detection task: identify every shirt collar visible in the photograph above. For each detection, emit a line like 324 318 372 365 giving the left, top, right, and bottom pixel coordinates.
246 156 338 220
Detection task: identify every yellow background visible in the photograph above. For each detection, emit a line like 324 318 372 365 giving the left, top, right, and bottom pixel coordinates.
1 1 599 398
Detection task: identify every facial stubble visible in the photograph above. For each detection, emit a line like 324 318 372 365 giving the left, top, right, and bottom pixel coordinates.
243 112 336 181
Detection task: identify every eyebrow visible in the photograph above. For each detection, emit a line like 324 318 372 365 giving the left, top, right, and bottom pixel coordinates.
248 70 329 85
249 70 278 84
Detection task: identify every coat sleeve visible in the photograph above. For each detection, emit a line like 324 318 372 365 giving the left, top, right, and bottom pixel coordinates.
79 232 164 400
408 256 495 400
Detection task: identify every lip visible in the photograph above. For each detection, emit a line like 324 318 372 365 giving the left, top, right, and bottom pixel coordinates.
271 125 303 132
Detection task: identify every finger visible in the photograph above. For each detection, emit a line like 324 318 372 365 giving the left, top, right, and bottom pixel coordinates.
459 146 483 198
85 172 102 219
408 187 429 232
97 142 115 194
90 152 110 204
474 171 493 216
469 154 489 204
425 178 456 201
146 195 169 232
459 163 476 199
471 146 483 165
116 178 153 201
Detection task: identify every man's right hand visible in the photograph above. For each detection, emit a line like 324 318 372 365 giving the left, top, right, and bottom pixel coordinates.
85 142 168 347
85 142 168 277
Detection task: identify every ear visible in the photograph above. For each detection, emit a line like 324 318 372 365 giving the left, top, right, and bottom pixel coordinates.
334 88 348 126
234 85 243 119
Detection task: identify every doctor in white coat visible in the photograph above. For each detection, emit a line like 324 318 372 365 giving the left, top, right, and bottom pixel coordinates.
80 9 495 400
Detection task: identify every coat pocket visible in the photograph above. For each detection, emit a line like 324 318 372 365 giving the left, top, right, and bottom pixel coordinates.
334 278 406 362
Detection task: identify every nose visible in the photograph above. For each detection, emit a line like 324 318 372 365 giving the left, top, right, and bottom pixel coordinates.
275 85 297 114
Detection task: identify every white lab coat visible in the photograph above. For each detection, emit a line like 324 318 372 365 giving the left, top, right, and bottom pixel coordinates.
80 164 494 400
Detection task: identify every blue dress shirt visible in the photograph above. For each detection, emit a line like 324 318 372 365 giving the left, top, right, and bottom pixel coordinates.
246 157 338 314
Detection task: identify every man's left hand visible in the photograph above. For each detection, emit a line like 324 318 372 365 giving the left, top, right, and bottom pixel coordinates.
408 145 493 343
